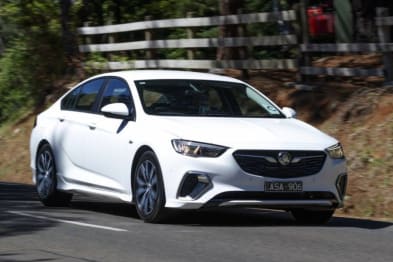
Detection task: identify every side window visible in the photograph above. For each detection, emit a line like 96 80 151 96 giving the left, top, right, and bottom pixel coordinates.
61 87 81 110
99 78 132 109
74 78 105 112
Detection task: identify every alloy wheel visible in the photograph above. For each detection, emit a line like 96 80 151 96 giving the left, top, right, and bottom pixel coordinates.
36 148 55 198
135 159 159 216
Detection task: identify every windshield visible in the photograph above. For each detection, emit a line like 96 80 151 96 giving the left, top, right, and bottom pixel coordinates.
134 79 284 118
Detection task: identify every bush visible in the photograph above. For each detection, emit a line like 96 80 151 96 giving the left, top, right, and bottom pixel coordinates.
0 41 34 122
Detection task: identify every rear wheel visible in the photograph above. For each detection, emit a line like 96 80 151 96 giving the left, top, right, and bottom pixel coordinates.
35 143 72 206
291 209 335 225
133 151 167 223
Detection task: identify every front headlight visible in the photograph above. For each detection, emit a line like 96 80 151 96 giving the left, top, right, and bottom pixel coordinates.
171 139 228 157
326 143 345 159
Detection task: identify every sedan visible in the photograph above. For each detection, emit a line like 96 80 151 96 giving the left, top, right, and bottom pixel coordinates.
30 70 347 223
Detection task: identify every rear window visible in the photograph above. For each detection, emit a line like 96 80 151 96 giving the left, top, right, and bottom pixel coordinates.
61 78 105 112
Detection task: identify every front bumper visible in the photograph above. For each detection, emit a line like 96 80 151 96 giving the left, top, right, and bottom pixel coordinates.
159 148 347 210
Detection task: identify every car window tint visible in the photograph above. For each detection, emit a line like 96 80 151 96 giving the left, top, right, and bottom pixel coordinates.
141 89 162 107
207 88 225 112
100 78 132 109
61 87 81 110
229 86 281 116
228 87 269 116
74 79 105 112
135 80 284 118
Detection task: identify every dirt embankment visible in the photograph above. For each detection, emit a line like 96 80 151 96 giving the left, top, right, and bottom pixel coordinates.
1 67 392 220
244 69 393 219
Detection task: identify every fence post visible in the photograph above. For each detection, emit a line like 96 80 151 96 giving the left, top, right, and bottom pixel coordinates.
108 21 115 44
145 16 153 60
376 7 393 85
186 12 195 60
83 22 91 45
237 9 249 79
297 0 311 84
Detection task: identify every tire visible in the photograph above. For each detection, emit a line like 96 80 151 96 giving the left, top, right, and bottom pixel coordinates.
291 209 335 225
133 151 168 223
35 143 72 206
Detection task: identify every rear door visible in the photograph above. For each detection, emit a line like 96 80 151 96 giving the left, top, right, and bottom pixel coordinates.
55 77 106 185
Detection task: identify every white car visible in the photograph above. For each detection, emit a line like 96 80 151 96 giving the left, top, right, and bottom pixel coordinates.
30 70 347 223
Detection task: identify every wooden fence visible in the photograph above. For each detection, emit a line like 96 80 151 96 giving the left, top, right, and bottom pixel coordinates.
78 7 393 85
78 10 298 71
299 7 393 84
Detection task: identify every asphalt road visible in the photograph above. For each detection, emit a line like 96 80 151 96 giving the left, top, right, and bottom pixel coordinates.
0 182 392 262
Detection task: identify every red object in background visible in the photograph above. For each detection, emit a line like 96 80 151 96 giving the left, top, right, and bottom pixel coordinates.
307 6 334 37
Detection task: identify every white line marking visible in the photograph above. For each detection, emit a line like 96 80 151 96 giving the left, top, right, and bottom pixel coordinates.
7 210 128 232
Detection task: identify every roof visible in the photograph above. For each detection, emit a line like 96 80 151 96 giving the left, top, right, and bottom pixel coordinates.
94 70 244 83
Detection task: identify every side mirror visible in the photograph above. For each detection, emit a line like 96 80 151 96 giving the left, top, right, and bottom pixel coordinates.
101 103 134 121
282 107 297 118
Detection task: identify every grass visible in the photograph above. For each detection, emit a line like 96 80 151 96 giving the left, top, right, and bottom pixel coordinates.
0 109 35 184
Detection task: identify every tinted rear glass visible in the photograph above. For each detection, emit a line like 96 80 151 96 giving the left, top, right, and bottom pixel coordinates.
74 79 105 112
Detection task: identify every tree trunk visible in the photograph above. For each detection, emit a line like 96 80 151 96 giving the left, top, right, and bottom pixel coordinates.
0 36 4 55
60 0 76 58
113 0 122 24
217 0 244 60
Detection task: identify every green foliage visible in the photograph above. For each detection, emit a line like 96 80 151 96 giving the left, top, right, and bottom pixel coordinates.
0 0 65 124
84 52 109 74
0 0 295 123
0 41 33 122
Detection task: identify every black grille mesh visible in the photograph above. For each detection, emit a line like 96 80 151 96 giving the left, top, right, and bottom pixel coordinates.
233 150 326 178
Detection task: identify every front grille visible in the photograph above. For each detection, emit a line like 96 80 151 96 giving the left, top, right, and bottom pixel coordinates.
233 150 326 178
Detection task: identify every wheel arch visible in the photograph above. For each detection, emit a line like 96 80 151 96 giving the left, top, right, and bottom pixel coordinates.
32 139 51 170
37 139 51 152
130 145 154 202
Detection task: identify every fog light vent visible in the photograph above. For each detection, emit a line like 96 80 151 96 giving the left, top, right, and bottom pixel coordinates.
336 173 348 200
178 172 212 199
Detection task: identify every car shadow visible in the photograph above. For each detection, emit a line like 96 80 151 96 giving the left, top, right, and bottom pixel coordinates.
70 200 140 219
71 199 393 229
1 182 392 230
0 182 59 237
166 208 393 229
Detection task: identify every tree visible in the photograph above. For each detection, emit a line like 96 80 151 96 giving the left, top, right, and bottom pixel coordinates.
60 0 77 58
217 0 245 60
0 0 65 122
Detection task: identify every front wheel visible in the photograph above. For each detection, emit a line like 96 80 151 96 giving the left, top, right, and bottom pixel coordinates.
290 209 335 225
35 143 72 206
133 151 167 223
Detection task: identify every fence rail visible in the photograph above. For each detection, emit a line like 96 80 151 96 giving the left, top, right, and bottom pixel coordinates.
78 10 296 35
301 43 393 53
300 67 384 77
80 35 298 53
89 59 297 71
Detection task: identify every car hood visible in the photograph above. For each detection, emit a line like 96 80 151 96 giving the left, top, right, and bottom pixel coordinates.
148 116 337 150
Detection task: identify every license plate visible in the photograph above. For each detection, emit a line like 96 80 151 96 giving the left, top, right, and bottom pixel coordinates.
264 181 303 192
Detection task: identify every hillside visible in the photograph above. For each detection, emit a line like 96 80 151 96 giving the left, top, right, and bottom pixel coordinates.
0 69 392 220
246 69 393 219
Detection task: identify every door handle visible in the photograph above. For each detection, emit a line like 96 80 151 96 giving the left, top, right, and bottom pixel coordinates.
88 124 96 130
59 118 64 122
